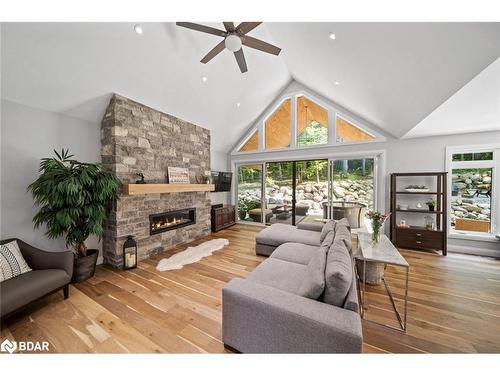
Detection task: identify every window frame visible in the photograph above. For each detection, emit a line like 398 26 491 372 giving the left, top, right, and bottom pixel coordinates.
232 88 384 155
446 144 499 241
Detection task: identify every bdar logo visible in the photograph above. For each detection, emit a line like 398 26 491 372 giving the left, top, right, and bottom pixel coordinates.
1 339 17 353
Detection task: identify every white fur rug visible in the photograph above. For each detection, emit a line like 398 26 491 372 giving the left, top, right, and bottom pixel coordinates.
156 238 229 271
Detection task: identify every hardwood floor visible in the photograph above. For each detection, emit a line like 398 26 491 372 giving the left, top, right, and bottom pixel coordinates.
2 224 500 353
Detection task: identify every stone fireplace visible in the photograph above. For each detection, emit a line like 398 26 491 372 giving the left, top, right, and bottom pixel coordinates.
101 94 211 268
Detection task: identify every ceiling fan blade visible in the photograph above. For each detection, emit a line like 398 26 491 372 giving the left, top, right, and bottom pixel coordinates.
200 40 226 64
223 22 235 32
236 22 262 35
242 35 281 56
176 22 227 38
234 48 248 73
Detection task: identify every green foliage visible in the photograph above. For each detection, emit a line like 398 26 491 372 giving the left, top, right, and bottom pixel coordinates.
238 166 261 184
452 152 493 161
297 121 328 146
238 195 260 218
28 149 121 256
426 199 437 206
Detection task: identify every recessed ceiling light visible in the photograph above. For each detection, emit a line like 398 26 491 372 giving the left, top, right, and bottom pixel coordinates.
334 81 340 86
134 24 143 35
236 102 241 108
329 33 336 40
202 76 208 82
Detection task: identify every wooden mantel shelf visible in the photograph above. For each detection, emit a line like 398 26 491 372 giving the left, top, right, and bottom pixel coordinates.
124 183 215 195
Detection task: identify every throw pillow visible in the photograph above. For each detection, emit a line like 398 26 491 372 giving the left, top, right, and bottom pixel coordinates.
320 220 336 243
334 218 352 252
297 244 327 299
0 240 32 282
322 238 353 307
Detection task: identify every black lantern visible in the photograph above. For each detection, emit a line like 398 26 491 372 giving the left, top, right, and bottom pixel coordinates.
123 236 137 270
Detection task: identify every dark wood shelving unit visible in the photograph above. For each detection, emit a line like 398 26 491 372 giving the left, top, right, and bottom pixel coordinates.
390 172 448 256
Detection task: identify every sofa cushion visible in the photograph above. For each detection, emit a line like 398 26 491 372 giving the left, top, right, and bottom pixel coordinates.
247 258 306 295
320 220 336 243
256 224 321 247
297 243 327 299
270 243 319 265
0 240 32 282
334 218 352 252
0 269 70 316
322 238 353 307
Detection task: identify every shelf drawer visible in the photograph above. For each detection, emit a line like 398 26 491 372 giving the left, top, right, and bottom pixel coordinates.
395 228 443 250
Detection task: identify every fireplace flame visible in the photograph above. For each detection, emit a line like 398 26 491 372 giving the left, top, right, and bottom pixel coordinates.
149 209 195 235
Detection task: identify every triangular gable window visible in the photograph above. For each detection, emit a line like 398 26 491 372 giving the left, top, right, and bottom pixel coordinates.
238 130 259 152
336 116 375 143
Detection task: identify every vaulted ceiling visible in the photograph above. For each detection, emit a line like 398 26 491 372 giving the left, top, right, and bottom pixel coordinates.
1 22 499 152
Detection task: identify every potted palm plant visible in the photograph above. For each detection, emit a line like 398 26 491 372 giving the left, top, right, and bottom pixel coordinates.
28 149 121 283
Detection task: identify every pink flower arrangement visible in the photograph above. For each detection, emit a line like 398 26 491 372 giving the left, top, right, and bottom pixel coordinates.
366 210 390 243
366 210 390 223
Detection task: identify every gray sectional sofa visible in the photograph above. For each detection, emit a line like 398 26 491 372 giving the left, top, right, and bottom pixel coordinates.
222 219 362 353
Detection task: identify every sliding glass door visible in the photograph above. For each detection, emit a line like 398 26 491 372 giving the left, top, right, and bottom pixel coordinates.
264 159 328 225
237 156 377 228
237 164 264 223
265 161 294 224
294 160 329 223
327 158 376 229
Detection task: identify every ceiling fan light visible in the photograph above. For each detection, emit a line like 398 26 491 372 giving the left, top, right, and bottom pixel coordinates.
134 24 143 35
225 34 242 52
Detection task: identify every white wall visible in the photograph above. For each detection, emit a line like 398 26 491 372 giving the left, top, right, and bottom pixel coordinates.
230 130 500 257
0 99 102 254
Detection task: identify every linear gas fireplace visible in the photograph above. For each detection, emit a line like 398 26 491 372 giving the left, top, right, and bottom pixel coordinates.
149 208 196 235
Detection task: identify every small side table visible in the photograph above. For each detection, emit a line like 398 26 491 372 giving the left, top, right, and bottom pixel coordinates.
355 232 409 332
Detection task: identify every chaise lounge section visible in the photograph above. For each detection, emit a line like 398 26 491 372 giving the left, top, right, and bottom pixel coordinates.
254 223 322 256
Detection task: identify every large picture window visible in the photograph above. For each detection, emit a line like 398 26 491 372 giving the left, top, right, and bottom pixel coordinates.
447 146 498 236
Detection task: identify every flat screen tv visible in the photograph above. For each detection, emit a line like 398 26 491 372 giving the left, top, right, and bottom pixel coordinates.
211 171 232 192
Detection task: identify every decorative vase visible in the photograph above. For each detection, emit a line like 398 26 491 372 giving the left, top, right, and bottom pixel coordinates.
428 205 435 211
371 221 384 244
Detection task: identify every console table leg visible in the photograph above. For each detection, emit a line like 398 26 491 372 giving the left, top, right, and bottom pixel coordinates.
362 259 366 318
404 266 409 332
